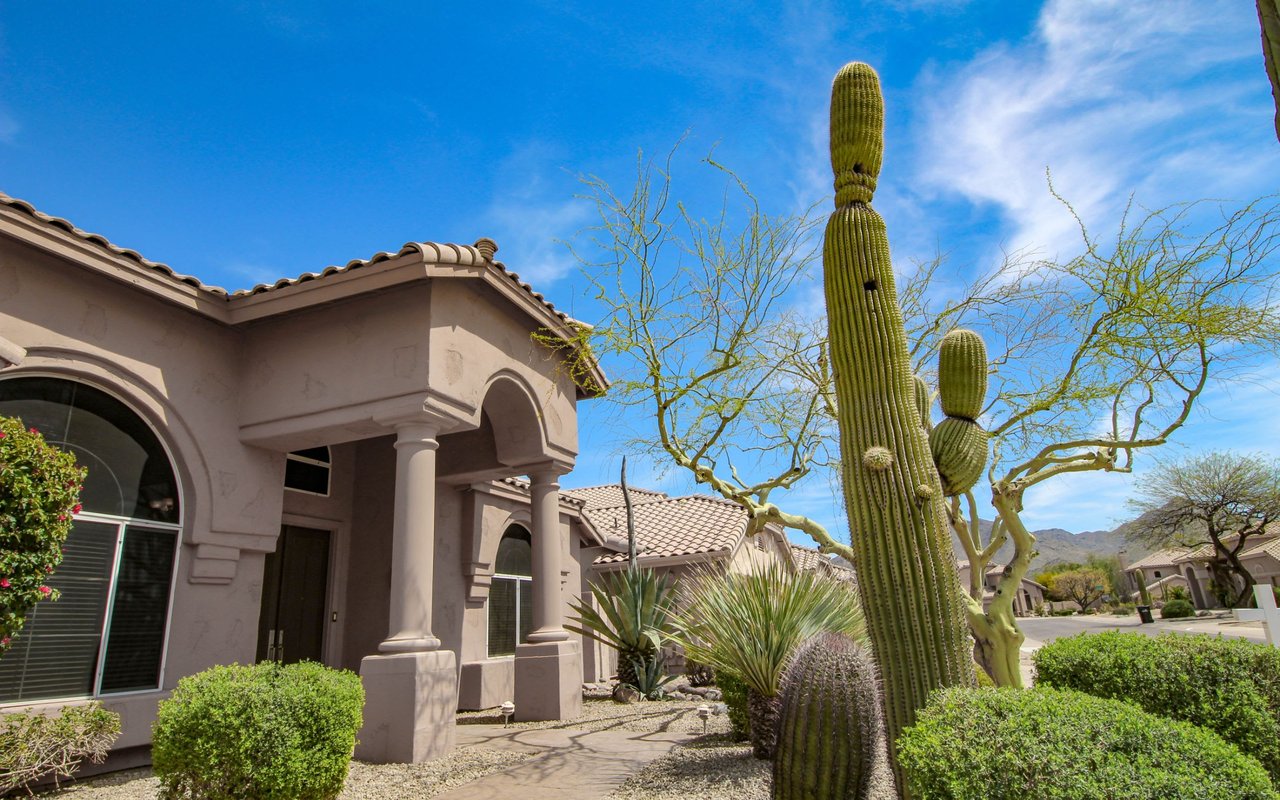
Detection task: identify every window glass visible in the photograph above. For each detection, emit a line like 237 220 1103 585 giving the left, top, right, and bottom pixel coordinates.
0 377 181 704
0 377 179 523
0 521 117 702
285 447 331 495
495 526 532 576
488 579 518 657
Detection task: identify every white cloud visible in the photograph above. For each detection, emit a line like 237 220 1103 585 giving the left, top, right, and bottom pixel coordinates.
912 0 1278 261
483 142 590 289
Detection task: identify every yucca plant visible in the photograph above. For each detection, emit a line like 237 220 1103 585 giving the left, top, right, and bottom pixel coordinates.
671 564 867 759
567 567 679 690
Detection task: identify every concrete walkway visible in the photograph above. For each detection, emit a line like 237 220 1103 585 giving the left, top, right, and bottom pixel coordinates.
434 724 692 799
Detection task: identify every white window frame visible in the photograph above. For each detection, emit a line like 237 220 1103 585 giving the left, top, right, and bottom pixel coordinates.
284 447 332 497
487 571 533 659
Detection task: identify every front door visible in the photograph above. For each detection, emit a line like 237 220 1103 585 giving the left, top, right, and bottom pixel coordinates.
257 525 330 665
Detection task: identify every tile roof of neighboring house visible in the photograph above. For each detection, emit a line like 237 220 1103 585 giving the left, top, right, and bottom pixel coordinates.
790 544 827 572
0 191 575 323
1241 536 1280 563
498 476 587 507
1126 547 1193 571
560 484 670 510
1176 532 1280 563
586 494 749 565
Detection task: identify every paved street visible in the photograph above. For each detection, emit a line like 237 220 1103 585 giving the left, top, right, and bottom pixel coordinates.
1015 611 1268 686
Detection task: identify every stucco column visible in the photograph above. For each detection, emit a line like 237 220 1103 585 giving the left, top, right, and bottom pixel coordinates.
527 468 569 642
380 421 441 653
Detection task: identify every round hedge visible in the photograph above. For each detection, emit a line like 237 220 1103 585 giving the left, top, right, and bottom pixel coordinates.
897 687 1276 799
1033 631 1280 782
0 415 84 655
152 661 364 800
1160 598 1195 619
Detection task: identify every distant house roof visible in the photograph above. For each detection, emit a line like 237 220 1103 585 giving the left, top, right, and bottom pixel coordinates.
1126 547 1192 571
791 544 858 584
1175 531 1280 563
584 493 750 566
560 484 669 510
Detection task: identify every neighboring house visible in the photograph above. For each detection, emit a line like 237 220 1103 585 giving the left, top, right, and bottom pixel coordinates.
1123 547 1192 601
955 561 1046 616
562 485 798 682
1171 530 1280 609
0 193 609 765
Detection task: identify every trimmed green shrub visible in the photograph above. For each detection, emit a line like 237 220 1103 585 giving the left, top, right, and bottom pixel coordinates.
1033 631 1280 781
1160 598 1194 618
153 661 363 800
897 687 1277 799
0 703 120 793
0 415 85 655
716 669 751 742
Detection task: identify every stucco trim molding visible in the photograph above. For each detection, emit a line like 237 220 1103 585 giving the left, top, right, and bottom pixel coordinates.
0 336 25 369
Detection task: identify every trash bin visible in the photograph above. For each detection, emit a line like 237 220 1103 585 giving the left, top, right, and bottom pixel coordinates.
1137 605 1154 624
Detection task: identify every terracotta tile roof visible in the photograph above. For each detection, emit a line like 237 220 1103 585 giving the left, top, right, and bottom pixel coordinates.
587 494 748 565
561 484 669 510
1126 548 1192 571
791 544 858 584
497 476 587 507
0 191 228 294
1176 532 1280 563
0 191 576 324
1241 536 1280 563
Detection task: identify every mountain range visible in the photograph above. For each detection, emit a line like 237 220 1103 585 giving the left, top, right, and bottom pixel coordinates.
951 519 1154 571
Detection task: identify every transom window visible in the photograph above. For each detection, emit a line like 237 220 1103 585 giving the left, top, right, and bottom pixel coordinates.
285 447 331 496
487 525 532 657
0 377 181 704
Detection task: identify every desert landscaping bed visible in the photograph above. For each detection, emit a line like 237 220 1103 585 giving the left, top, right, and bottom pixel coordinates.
30 698 760 800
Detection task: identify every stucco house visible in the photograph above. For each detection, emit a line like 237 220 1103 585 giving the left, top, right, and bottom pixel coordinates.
955 560 1046 616
1126 531 1280 609
0 192 610 765
562 484 805 681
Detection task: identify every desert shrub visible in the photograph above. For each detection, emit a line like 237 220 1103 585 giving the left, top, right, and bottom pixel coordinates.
684 658 715 688
0 703 120 793
897 687 1276 799
152 661 363 800
1166 585 1191 602
1159 598 1195 618
1033 631 1280 781
715 669 750 742
0 416 84 654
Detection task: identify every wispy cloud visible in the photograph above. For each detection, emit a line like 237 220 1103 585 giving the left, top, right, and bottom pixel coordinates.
483 141 590 289
912 0 1277 261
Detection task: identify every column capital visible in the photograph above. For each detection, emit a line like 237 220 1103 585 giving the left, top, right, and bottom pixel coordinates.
527 461 573 486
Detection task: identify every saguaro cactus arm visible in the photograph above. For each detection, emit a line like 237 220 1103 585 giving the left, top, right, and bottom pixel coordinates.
823 61 974 786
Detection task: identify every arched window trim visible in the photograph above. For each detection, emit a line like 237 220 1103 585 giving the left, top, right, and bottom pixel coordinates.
0 373 184 706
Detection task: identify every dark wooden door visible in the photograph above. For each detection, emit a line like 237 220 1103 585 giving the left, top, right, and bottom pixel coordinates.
257 525 330 665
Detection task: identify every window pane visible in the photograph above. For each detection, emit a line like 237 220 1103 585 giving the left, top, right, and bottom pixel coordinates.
518 579 533 646
495 527 532 576
291 446 330 464
0 377 179 523
488 578 517 657
100 526 177 693
0 521 118 703
284 458 329 495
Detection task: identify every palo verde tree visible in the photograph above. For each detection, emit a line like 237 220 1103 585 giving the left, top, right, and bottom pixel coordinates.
1126 451 1280 608
556 82 1280 696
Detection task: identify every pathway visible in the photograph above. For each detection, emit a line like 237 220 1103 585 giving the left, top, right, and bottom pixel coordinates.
434 724 692 800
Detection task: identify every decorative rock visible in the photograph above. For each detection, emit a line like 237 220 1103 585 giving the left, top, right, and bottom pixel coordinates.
612 683 641 704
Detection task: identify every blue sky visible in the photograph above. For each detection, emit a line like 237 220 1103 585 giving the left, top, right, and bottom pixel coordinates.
2 1 1277 540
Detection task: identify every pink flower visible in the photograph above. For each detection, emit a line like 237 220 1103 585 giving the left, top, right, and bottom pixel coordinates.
72 504 82 514
38 586 51 595
0 578 9 589
45 565 54 574
58 514 67 521
1 637 9 647
28 427 37 434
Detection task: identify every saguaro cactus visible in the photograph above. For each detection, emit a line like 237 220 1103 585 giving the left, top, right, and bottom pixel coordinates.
928 329 989 496
822 61 974 778
773 632 896 800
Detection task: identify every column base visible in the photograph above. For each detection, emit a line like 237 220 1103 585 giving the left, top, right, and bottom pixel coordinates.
356 650 458 763
514 640 582 721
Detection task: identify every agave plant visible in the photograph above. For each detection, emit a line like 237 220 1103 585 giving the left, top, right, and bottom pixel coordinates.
671 564 866 759
567 566 679 690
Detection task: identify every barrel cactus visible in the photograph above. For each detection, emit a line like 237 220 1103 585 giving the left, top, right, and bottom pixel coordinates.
822 60 975 777
772 632 896 800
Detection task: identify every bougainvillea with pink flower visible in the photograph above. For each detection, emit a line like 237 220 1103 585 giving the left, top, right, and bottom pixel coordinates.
0 415 84 657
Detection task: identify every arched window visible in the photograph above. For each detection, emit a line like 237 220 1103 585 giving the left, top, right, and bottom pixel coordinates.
0 377 181 703
487 525 532 657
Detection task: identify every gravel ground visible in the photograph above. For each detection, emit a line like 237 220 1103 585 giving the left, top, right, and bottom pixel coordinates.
30 697 744 799
29 747 534 800
607 736 769 800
